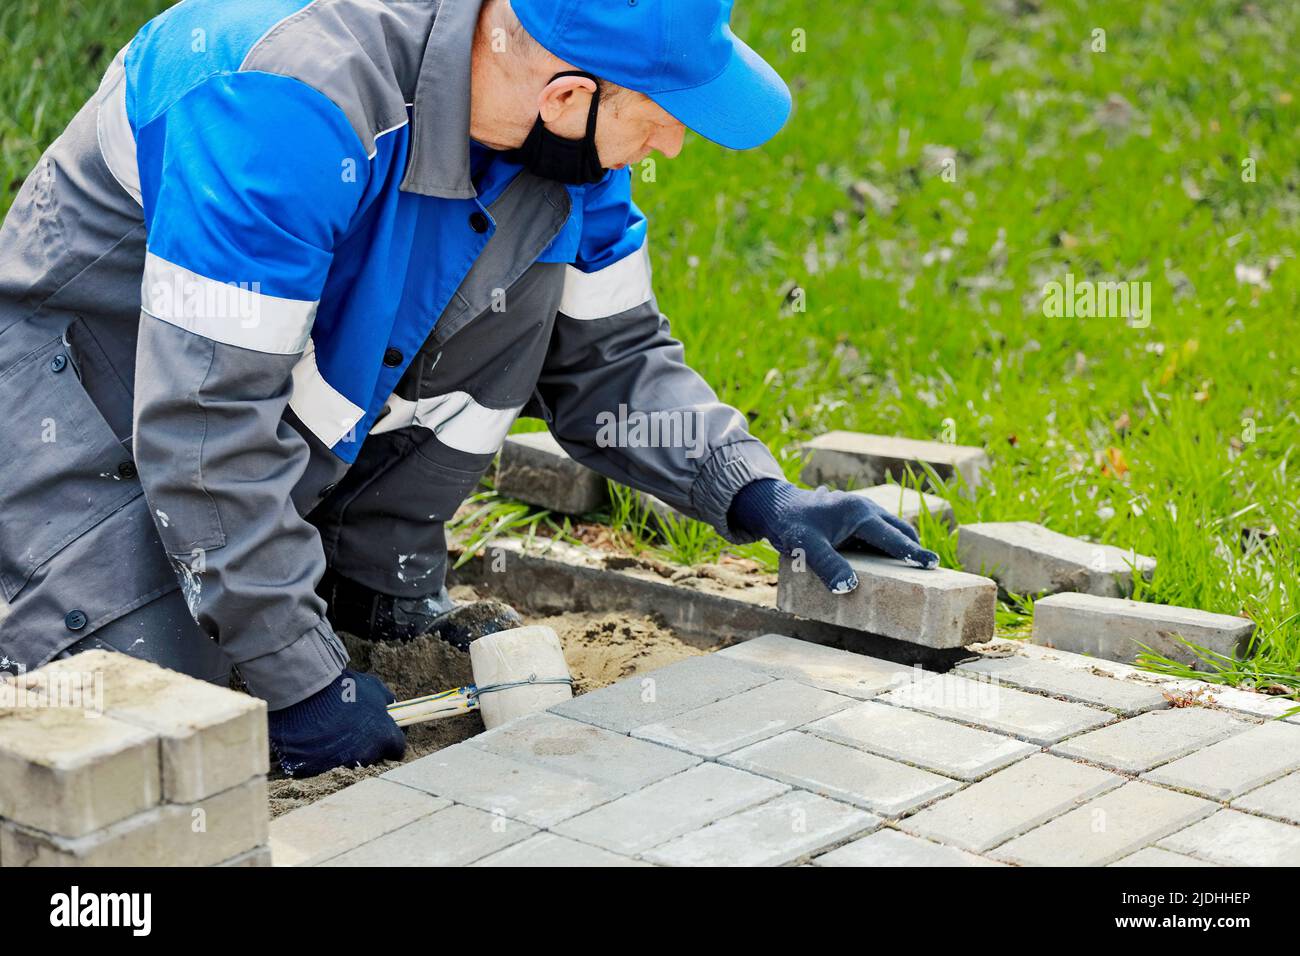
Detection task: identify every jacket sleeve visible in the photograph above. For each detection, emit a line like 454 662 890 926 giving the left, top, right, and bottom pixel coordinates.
535 169 785 542
131 72 371 708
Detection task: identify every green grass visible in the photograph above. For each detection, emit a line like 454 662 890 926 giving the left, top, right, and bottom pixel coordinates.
4 0 1296 692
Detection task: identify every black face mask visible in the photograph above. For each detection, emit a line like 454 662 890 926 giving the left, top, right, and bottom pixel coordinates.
504 71 607 186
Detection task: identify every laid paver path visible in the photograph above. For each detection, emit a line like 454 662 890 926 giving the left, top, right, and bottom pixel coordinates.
271 635 1300 866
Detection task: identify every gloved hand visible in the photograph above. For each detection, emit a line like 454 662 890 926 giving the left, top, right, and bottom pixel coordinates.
267 668 407 778
729 479 940 594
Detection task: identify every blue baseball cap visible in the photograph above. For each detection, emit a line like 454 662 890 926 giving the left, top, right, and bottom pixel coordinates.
510 0 792 150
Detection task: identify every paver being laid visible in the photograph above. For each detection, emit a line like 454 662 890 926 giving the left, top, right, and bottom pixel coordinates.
642 790 878 867
850 485 955 529
469 712 698 791
814 829 1003 867
901 754 1124 853
553 763 789 856
956 521 1155 598
632 679 854 758
1141 720 1300 800
269 778 451 866
472 833 649 867
551 654 772 733
798 431 989 492
1033 592 1255 668
1108 847 1218 867
805 700 1037 781
957 655 1169 716
721 731 960 816
778 552 996 649
494 431 608 516
993 782 1217 867
1232 771 1300 826
323 804 536 867
1052 707 1252 773
716 633 918 700
1157 809 1300 867
880 673 1114 745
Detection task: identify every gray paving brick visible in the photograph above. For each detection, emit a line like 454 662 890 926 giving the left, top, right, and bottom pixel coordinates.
799 431 989 492
721 731 960 816
1141 720 1300 800
814 829 1003 867
1158 809 1300 866
901 753 1123 852
632 679 854 758
805 700 1037 781
387 738 623 826
269 778 451 866
1052 707 1251 772
495 431 607 515
1108 847 1218 867
850 485 955 529
957 655 1169 716
880 673 1113 745
470 712 698 791
642 790 878 867
472 833 650 867
956 521 1154 599
779 552 996 649
993 782 1217 866
1033 592 1255 669
551 654 771 733
553 763 788 856
716 633 918 699
323 804 535 867
1232 771 1300 825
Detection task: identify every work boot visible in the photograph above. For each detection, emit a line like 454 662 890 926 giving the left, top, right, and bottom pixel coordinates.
318 570 522 649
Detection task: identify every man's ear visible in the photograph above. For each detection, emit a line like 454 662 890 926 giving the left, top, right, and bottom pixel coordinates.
537 73 598 124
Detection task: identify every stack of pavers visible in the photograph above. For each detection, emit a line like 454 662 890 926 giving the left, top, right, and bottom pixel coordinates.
0 650 269 866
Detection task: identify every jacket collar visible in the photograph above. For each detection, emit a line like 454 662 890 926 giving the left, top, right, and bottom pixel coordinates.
401 0 483 199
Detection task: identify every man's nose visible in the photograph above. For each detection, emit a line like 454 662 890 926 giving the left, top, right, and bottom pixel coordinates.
650 122 686 159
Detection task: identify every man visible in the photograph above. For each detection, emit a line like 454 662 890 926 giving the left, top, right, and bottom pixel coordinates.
0 0 937 776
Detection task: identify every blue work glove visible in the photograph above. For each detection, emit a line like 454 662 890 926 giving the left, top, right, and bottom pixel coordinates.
729 479 940 594
267 669 407 778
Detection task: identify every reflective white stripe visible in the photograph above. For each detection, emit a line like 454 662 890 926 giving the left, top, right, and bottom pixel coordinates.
95 49 142 206
141 253 317 355
369 391 521 454
289 340 365 449
558 242 654 321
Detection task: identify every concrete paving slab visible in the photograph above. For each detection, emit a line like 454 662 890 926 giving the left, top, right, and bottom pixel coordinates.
642 790 878 867
993 782 1217 866
632 679 854 758
1232 770 1300 826
779 553 996 649
495 431 607 515
958 655 1169 716
721 731 960 816
387 738 623 826
716 633 918 699
551 654 771 733
880 673 1113 745
553 763 788 856
956 521 1154 598
1141 720 1300 800
323 804 535 867
269 778 451 866
1158 809 1300 866
850 485 955 529
1052 707 1252 772
813 828 1004 867
472 833 650 867
470 712 698 791
901 753 1123 853
1108 847 1218 867
805 700 1037 781
1033 592 1255 669
799 431 989 492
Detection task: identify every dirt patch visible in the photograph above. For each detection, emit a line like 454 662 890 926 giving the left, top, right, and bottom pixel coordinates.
267 588 715 818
